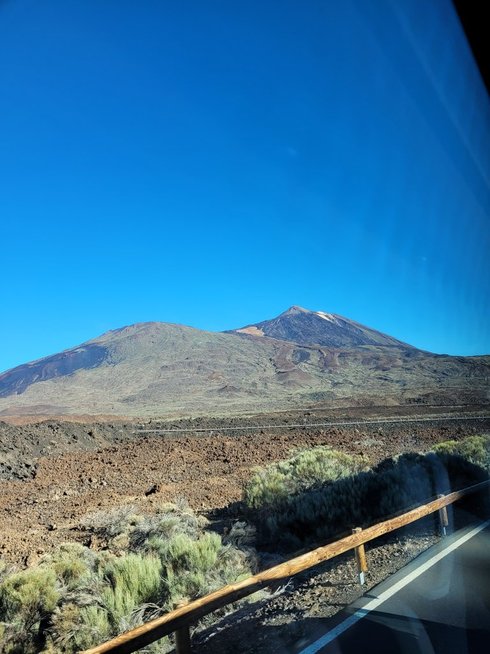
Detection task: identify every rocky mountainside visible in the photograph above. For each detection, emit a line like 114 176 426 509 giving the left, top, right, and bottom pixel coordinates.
229 305 414 348
0 308 488 417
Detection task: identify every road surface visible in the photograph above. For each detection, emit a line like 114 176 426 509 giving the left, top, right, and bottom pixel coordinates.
137 414 490 434
299 521 490 654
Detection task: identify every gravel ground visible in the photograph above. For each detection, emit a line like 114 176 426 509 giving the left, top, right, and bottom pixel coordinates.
0 407 488 566
1 406 488 653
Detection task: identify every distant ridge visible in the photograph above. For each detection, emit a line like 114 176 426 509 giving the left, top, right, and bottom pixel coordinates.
0 308 488 417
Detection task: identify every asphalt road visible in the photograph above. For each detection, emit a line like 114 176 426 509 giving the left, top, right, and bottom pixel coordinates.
299 521 490 654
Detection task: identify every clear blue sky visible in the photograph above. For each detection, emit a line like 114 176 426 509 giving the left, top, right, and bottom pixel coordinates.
1 0 489 372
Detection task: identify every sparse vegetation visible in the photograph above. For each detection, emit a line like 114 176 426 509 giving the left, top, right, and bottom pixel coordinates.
433 434 490 471
0 503 254 653
244 446 367 510
243 438 489 550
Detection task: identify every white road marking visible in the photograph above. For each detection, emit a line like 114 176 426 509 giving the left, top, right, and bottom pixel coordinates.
298 520 490 654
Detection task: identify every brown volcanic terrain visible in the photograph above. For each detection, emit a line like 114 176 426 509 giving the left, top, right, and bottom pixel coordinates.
1 406 489 566
0 307 488 417
1 308 488 566
1 309 488 651
230 305 413 347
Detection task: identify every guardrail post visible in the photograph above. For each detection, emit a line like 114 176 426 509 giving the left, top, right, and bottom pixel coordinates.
175 600 192 654
352 527 368 585
437 494 449 536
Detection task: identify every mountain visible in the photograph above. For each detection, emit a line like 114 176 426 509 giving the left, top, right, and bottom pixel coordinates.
0 309 488 417
229 306 414 348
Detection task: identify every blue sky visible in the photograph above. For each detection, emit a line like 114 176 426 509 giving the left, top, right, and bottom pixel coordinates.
1 0 489 372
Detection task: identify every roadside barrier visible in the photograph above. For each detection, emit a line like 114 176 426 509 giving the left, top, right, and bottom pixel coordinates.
82 479 489 654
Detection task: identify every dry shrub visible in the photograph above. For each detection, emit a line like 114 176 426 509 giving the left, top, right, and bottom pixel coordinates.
244 446 366 510
0 503 253 653
433 434 490 471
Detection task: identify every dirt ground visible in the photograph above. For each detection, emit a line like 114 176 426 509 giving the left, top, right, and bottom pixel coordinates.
1 405 488 567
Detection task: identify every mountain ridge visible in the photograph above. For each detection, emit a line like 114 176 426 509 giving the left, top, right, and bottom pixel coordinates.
0 307 488 417
229 305 415 350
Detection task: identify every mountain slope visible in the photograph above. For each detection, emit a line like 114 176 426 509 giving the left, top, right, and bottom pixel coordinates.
0 311 488 417
229 305 414 349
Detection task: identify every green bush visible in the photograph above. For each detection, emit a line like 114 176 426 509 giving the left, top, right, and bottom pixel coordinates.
48 604 112 653
0 567 60 652
244 446 366 510
433 434 490 471
101 553 163 630
0 503 253 653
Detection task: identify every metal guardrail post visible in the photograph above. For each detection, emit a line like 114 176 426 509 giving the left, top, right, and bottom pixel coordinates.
437 494 449 536
352 527 368 584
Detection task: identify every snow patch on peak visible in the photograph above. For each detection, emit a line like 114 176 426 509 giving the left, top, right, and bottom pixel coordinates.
315 311 337 323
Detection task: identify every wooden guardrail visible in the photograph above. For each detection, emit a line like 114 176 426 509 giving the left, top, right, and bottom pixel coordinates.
82 479 489 654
